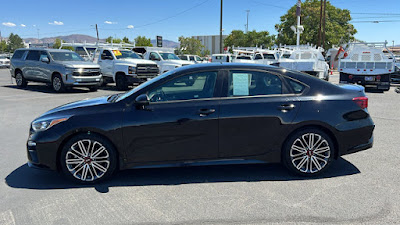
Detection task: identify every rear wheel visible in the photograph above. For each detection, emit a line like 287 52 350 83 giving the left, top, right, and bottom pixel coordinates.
115 74 129 91
60 134 117 184
282 128 334 176
15 71 27 88
52 74 66 93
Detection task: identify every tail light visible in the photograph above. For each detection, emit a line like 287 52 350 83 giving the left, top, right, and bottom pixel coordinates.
349 75 353 79
353 96 368 109
376 75 381 81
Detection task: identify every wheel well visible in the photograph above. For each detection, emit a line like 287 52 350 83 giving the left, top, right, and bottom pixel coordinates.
282 125 339 159
56 131 120 171
51 72 61 81
115 72 125 82
14 68 22 76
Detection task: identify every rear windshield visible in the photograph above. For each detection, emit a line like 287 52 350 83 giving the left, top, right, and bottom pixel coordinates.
12 50 26 60
50 52 84 61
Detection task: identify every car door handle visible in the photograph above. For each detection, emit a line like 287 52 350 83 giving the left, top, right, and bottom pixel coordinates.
278 104 296 111
198 108 216 117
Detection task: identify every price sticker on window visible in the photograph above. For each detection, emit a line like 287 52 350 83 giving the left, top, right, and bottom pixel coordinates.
232 73 250 96
112 50 122 56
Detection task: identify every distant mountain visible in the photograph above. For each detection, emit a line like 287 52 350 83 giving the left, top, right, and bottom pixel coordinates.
24 34 104 44
22 34 180 48
151 39 179 48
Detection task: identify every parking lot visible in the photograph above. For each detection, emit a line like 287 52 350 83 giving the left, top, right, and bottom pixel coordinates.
0 68 399 224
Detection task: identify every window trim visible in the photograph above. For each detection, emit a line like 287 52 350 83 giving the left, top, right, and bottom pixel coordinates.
146 70 223 105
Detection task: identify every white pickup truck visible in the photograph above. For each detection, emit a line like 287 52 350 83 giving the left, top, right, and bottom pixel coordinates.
279 45 329 80
339 42 394 91
92 48 159 90
133 47 194 74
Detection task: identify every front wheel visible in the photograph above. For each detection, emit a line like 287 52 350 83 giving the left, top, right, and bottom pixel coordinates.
115 74 129 91
282 129 334 176
60 134 117 184
52 74 66 93
15 71 27 88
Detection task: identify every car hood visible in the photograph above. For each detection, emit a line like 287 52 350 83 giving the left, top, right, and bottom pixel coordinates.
164 59 194 65
58 61 100 68
116 58 157 65
39 95 110 118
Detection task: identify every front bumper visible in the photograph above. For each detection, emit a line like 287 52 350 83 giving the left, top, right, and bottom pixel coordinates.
64 74 102 87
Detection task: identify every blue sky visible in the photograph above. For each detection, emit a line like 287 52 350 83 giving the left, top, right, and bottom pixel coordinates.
1 0 400 45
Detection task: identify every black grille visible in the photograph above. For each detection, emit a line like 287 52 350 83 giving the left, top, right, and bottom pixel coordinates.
136 64 159 78
73 68 101 77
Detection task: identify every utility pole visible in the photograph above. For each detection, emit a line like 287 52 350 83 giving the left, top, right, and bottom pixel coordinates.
322 0 327 50
318 0 323 47
220 0 223 53
37 28 40 43
296 0 301 46
95 24 99 42
245 10 250 33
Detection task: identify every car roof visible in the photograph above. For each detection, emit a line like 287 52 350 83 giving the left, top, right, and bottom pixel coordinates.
15 48 73 53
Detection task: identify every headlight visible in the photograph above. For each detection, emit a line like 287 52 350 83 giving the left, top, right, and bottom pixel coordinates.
32 117 69 132
128 66 136 74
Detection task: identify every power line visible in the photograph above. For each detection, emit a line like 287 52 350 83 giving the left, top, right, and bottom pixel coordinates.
351 20 400 23
250 0 287 10
135 0 211 28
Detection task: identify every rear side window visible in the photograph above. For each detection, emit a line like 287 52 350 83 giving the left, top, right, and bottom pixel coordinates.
12 50 26 60
26 50 40 61
189 56 195 61
288 79 306 94
228 71 282 97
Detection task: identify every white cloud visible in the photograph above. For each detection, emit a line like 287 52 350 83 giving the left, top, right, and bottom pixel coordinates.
49 21 64 25
2 22 16 27
104 21 117 24
20 24 26 27
127 25 134 29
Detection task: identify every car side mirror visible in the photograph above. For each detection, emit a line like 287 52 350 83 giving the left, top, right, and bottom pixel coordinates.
135 94 150 109
41 57 50 63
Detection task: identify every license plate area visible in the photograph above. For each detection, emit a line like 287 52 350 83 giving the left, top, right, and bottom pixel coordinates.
365 76 375 81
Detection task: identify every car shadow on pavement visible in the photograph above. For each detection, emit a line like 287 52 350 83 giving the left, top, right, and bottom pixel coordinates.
3 84 91 94
5 157 360 193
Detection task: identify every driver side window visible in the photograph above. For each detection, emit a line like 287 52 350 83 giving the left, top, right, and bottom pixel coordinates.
150 52 160 61
101 50 112 60
147 71 218 103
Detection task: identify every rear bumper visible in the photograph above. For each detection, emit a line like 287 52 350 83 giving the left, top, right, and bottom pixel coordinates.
340 73 390 90
340 136 373 156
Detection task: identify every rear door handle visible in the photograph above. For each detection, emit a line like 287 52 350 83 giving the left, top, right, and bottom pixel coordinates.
278 104 296 111
199 108 216 117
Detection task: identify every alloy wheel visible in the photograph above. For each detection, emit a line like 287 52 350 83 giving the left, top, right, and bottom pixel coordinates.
65 139 110 182
15 73 22 86
53 77 61 91
290 133 331 173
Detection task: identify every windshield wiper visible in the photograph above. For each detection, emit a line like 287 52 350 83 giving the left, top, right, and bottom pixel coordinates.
107 93 122 102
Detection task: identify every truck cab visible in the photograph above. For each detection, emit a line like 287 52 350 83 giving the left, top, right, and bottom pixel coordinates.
134 47 194 74
92 48 159 90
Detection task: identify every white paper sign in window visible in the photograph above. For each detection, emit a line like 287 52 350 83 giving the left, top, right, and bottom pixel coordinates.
232 73 250 96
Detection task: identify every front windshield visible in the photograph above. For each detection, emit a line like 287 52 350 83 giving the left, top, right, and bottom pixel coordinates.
160 53 180 60
50 52 84 61
113 50 141 59
116 70 175 102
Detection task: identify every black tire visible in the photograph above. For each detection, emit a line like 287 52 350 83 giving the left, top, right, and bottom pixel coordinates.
60 133 118 184
115 74 129 91
88 86 98 92
15 71 27 88
52 74 66 93
282 128 334 177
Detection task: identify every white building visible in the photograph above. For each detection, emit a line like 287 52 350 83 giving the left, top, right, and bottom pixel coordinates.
192 35 228 55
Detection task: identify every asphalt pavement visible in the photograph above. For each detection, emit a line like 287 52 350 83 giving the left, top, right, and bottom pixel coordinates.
0 68 399 225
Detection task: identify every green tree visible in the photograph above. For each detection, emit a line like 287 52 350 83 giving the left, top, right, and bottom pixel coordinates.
53 38 62 49
0 40 7 53
224 30 275 48
178 36 205 55
7 33 24 52
275 0 356 49
105 36 122 44
122 36 130 43
134 36 153 46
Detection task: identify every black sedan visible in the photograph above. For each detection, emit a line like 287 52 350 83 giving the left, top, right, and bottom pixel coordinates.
27 63 374 183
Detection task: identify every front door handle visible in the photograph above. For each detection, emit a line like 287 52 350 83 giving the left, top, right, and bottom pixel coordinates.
199 108 216 117
278 104 296 111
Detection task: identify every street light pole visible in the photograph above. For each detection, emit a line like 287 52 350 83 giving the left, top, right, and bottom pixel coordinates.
246 10 250 33
220 0 223 53
296 0 301 46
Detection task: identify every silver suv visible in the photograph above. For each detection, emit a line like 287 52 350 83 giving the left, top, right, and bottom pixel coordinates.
10 48 102 92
